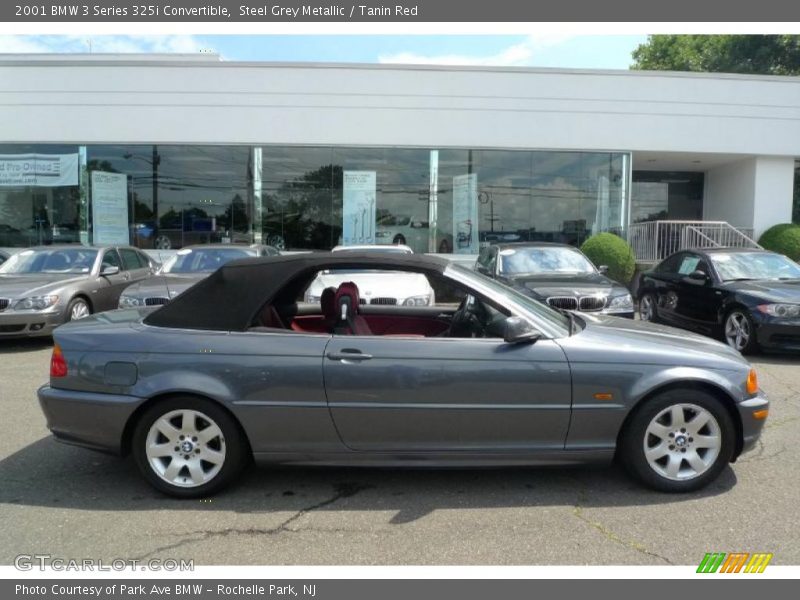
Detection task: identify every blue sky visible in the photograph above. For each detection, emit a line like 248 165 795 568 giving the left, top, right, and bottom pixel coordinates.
0 34 647 69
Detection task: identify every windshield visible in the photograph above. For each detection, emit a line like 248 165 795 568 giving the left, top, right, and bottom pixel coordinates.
0 248 98 275
710 252 800 281
450 263 571 335
498 246 596 276
161 248 254 274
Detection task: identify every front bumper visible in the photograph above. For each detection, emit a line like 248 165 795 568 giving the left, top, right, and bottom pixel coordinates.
38 384 146 454
753 316 800 352
0 310 65 337
736 391 769 457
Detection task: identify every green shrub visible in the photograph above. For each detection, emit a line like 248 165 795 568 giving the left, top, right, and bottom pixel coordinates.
758 223 800 261
580 232 636 285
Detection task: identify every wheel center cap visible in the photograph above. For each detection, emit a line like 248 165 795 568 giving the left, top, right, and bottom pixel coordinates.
674 435 688 448
180 440 194 453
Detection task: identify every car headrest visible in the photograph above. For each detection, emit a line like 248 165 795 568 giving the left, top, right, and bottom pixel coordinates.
320 287 337 319
334 282 360 321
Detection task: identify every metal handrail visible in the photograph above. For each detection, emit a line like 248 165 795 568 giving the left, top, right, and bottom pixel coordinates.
626 220 761 263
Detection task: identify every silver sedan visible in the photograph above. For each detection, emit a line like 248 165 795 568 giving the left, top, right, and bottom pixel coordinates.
0 245 155 337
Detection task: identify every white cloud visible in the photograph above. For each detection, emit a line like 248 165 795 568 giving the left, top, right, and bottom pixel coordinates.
0 35 208 55
378 35 575 67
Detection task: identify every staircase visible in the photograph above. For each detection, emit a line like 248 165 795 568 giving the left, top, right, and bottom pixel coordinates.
626 220 761 263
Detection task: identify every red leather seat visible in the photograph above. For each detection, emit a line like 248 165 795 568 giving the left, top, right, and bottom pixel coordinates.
333 282 372 335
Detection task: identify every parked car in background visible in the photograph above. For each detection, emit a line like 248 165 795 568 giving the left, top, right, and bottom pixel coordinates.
638 248 800 354
475 242 634 318
119 244 279 308
0 249 10 266
375 215 453 253
304 244 435 306
39 252 767 497
0 245 155 337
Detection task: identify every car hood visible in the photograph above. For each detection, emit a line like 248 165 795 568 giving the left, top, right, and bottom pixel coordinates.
0 274 87 298
309 271 432 299
558 313 748 369
124 273 206 299
722 278 800 303
506 272 624 297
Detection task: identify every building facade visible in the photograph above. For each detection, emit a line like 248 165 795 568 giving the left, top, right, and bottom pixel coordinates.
0 54 798 254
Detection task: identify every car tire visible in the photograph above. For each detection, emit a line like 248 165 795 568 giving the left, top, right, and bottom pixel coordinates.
66 297 92 321
723 308 759 355
620 389 735 493
438 239 452 254
639 292 659 323
132 396 249 498
393 234 406 246
155 235 172 250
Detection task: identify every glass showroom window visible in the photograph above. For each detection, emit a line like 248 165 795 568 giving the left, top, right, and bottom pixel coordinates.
0 144 81 248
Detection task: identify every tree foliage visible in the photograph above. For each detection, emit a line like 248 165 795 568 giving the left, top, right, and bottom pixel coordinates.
631 35 800 75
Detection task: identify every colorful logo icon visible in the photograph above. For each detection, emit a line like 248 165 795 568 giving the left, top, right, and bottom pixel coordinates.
697 552 773 573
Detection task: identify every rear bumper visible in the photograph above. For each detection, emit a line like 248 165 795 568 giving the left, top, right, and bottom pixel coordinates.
736 392 769 456
0 310 65 337
37 384 146 454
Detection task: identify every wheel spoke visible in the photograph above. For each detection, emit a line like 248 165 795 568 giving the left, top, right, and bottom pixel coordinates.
646 422 671 438
665 454 683 478
197 423 222 444
684 450 707 474
688 412 711 433
670 405 685 428
693 434 720 449
154 417 180 441
163 458 183 482
187 462 205 485
146 442 172 459
202 447 225 465
645 443 669 461
179 410 197 434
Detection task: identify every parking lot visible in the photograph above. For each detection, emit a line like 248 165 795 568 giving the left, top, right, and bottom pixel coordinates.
1 338 798 566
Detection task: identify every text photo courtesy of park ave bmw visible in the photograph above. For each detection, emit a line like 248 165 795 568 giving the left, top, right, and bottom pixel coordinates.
1 0 799 593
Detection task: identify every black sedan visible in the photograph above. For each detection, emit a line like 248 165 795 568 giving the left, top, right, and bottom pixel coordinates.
638 248 800 353
475 242 634 317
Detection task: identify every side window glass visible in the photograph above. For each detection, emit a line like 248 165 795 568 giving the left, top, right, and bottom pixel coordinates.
102 249 122 270
120 249 142 270
678 255 701 275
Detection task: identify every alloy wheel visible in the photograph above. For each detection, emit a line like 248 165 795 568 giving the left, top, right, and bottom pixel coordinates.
724 311 751 352
643 403 721 481
145 409 227 488
640 294 655 321
70 300 90 320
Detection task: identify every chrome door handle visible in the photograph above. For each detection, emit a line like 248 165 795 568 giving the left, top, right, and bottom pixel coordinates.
327 351 373 361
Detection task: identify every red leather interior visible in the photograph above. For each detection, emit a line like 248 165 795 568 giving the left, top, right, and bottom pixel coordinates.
290 313 449 337
333 282 372 335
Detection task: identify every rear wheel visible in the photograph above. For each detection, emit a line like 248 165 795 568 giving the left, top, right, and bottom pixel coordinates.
620 389 735 493
132 396 248 498
393 234 406 246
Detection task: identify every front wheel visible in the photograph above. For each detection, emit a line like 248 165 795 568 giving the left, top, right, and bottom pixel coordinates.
639 292 659 323
724 309 758 354
620 390 735 493
132 396 249 498
66 297 91 321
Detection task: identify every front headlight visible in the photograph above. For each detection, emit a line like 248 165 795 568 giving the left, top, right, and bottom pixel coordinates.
375 231 391 238
118 295 142 308
403 295 431 307
757 303 800 318
12 295 59 311
607 293 634 310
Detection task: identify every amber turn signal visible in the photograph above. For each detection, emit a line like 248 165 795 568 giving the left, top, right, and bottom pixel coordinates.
746 368 759 395
752 409 769 420
50 344 68 378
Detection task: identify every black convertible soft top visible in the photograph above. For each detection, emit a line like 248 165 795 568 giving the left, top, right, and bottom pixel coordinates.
143 252 452 332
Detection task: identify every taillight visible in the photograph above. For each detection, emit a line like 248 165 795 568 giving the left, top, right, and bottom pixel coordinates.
50 344 68 378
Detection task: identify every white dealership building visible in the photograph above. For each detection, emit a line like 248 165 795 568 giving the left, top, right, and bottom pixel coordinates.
0 53 797 258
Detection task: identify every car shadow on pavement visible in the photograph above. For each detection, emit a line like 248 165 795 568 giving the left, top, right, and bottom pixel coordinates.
0 337 52 354
0 437 737 523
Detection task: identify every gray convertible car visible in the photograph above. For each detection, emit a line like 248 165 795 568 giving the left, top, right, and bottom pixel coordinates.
118 244 279 308
38 253 768 497
0 245 155 337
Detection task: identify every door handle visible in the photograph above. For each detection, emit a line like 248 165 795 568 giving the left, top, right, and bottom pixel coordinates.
327 350 373 361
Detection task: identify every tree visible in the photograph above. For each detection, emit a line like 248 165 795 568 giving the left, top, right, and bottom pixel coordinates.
631 35 800 75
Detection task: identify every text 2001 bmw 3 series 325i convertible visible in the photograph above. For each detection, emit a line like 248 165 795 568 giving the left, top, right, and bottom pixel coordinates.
37 252 769 497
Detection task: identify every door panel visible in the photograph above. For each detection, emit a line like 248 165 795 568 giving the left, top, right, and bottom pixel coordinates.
324 336 572 451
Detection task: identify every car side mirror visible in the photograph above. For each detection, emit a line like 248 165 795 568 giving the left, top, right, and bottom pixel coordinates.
101 266 120 276
685 270 709 284
503 316 541 344
598 265 609 274
475 263 489 274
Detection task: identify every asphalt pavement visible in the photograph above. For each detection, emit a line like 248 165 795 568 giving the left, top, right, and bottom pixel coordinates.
1 338 798 565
